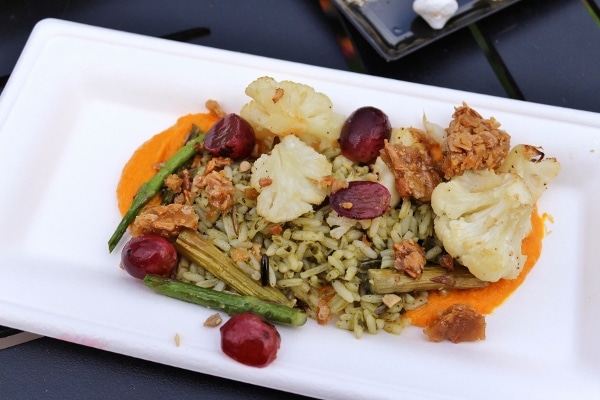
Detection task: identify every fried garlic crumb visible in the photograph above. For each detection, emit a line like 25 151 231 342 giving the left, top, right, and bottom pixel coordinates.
204 313 223 327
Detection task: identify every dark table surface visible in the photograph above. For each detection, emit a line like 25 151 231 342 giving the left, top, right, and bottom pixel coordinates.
1 1 599 399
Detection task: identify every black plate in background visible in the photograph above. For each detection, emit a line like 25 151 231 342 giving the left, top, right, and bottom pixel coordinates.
332 0 522 61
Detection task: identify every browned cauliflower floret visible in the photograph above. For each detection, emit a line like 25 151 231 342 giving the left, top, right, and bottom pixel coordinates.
497 144 561 201
240 76 345 152
379 127 443 202
441 103 511 179
374 121 444 207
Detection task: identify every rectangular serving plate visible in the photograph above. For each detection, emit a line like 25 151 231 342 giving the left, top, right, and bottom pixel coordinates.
333 0 522 60
0 19 599 400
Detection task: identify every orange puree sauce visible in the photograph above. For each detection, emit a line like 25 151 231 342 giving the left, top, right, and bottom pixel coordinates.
404 208 546 327
116 113 218 216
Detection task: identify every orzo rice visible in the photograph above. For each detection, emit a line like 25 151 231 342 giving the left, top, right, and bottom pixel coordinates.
176 148 441 338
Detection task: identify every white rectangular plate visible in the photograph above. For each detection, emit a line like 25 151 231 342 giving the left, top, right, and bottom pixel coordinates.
1 19 599 400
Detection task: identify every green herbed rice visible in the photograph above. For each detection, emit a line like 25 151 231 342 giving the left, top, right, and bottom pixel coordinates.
176 147 438 338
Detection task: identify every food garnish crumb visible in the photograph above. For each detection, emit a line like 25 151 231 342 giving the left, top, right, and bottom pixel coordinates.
382 294 402 308
204 313 223 327
423 304 486 343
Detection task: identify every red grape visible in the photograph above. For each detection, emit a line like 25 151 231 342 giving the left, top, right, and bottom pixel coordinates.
330 181 391 219
220 313 281 368
204 113 256 160
339 106 391 164
121 235 178 279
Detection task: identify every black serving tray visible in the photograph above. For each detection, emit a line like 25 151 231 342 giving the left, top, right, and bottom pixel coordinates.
332 0 522 61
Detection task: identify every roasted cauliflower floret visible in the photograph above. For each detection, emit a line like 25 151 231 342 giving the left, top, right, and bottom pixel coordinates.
441 103 511 179
431 169 534 282
431 143 560 282
250 135 332 223
240 76 345 151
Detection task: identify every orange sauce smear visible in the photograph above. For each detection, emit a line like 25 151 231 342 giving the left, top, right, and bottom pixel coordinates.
116 113 219 216
404 209 546 327
116 114 547 324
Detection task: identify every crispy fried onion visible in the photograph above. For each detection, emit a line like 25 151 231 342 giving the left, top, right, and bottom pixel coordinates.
195 170 236 211
441 103 511 179
194 156 236 211
131 204 199 238
393 239 426 279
